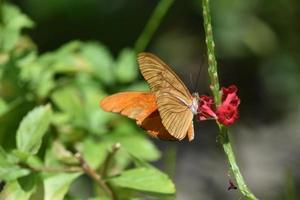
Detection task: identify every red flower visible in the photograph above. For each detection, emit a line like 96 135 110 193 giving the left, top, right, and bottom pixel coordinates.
216 85 240 126
197 85 240 126
221 85 240 107
197 95 217 120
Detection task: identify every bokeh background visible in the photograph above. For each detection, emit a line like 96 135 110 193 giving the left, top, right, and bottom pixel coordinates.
7 0 300 199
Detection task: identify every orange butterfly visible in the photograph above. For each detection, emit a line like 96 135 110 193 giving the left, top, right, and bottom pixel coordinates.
100 53 199 141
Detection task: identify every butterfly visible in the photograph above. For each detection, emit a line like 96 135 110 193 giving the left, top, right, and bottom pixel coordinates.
100 53 199 141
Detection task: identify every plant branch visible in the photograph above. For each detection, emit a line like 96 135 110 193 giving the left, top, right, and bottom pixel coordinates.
134 0 175 53
220 127 258 199
201 0 258 199
100 143 121 177
75 152 115 200
201 0 221 105
18 162 82 173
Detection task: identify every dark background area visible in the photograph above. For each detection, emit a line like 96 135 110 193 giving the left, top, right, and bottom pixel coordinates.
9 0 300 199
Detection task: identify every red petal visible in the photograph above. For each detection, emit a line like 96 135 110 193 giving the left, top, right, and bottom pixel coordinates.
197 95 217 121
217 85 240 126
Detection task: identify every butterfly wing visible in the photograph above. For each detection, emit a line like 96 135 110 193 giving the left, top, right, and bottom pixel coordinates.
138 53 195 140
187 122 194 141
137 53 192 101
100 92 157 125
141 111 194 141
100 92 177 140
156 88 194 140
141 110 176 140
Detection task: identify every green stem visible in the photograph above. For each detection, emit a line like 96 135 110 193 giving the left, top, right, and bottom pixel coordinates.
134 0 175 52
220 127 258 199
75 152 115 200
100 143 121 177
202 0 258 199
202 0 221 105
18 162 82 173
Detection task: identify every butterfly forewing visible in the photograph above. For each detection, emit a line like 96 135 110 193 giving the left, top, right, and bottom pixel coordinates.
138 53 192 100
138 53 195 140
100 91 178 140
100 92 157 125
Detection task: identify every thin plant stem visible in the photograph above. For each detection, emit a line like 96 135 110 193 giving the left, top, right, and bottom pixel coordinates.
100 143 121 177
201 0 258 199
201 0 221 105
75 152 116 200
220 127 258 199
134 0 175 53
18 162 82 173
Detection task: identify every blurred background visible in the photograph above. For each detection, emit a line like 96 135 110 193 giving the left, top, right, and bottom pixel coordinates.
5 0 300 199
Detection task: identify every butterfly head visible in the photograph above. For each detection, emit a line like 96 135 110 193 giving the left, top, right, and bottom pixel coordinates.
190 92 200 115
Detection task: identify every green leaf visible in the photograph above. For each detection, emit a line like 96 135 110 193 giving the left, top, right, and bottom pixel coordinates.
0 98 8 116
18 41 93 98
118 136 161 162
93 128 161 174
44 146 61 167
0 147 30 181
129 153 152 168
0 97 32 150
0 181 34 200
11 149 30 162
41 41 93 75
108 167 175 194
17 173 37 192
16 104 52 155
0 164 30 182
51 141 78 165
51 81 112 135
80 139 109 169
77 81 112 135
106 123 161 161
44 173 81 200
81 42 115 84
0 3 34 52
51 86 83 119
115 48 138 83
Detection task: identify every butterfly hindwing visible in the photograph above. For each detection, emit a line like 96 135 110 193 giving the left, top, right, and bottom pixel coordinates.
156 88 194 140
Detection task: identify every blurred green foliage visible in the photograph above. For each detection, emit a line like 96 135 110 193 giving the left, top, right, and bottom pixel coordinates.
1 0 300 199
0 3 175 199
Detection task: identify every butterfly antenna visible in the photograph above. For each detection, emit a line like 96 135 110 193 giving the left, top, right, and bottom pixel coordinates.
193 55 206 92
193 65 202 92
189 73 194 91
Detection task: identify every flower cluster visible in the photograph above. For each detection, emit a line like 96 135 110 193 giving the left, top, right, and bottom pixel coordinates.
197 85 240 126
